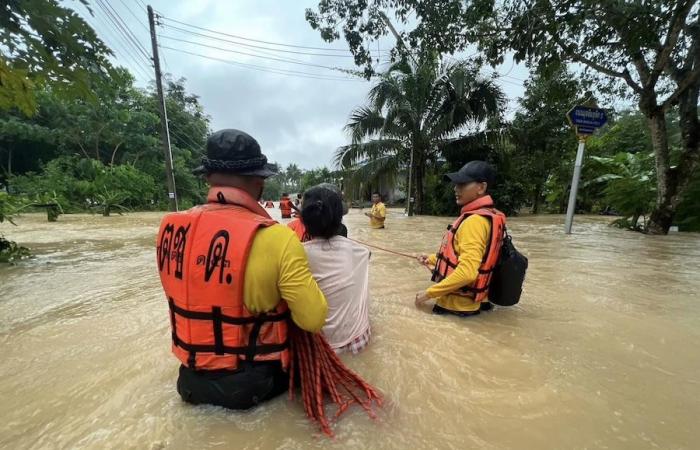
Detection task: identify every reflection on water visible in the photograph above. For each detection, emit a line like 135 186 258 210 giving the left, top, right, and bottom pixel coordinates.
1 210 699 449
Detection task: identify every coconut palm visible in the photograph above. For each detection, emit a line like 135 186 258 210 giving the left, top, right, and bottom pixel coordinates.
337 55 505 214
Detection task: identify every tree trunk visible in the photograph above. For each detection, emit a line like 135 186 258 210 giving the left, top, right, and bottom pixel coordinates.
631 213 640 230
646 109 673 234
532 181 543 214
414 155 425 214
110 142 123 166
7 147 11 176
646 86 700 234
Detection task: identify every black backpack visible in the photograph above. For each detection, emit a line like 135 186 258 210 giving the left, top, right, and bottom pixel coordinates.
487 230 528 306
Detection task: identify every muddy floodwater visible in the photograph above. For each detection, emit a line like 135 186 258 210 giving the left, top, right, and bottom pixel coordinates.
1 208 699 449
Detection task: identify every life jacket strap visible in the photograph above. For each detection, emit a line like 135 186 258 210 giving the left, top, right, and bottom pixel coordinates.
168 298 290 364
168 298 289 324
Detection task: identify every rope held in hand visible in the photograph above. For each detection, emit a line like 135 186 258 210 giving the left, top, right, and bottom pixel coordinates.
346 237 416 259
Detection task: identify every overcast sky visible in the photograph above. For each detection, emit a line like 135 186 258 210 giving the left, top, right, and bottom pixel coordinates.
74 0 529 170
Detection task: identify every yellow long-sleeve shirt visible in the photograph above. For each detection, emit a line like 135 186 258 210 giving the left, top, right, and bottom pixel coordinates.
244 223 328 332
369 202 386 228
427 214 491 312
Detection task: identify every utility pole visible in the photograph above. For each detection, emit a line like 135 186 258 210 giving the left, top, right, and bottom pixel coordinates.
148 5 178 211
564 138 586 234
379 11 416 216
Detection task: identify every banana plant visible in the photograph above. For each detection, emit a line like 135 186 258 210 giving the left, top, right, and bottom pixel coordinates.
586 152 656 230
93 188 130 217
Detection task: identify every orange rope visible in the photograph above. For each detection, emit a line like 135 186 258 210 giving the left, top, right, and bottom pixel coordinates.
288 325 382 437
346 237 416 259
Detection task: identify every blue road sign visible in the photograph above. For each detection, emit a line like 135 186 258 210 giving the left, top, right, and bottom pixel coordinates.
567 106 607 128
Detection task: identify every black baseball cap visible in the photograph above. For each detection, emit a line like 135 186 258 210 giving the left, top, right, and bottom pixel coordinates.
193 129 277 178
444 160 496 185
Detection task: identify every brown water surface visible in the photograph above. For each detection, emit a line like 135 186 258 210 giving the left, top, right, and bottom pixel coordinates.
1 209 699 449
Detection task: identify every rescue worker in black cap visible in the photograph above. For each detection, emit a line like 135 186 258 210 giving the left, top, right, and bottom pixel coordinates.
415 161 507 316
156 129 327 410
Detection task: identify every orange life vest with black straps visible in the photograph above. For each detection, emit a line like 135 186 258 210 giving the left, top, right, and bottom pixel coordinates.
157 186 290 371
287 217 311 242
431 195 506 303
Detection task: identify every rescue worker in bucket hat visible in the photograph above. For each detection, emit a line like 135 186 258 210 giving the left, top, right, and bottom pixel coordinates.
156 129 327 409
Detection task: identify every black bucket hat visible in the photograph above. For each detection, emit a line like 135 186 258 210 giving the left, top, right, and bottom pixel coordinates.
193 129 277 178
444 160 496 186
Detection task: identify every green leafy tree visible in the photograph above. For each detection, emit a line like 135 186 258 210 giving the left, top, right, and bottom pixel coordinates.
307 0 700 234
339 55 505 214
262 173 283 200
675 172 700 231
300 167 335 192
282 164 303 193
0 191 30 262
0 114 55 180
511 66 580 213
426 136 527 216
2 74 209 209
0 0 114 115
51 68 160 165
10 156 156 212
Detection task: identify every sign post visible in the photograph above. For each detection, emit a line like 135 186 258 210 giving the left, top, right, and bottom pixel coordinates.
564 106 607 234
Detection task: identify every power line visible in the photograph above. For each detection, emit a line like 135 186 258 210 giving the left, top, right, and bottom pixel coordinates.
93 0 152 70
134 0 148 11
87 5 153 80
158 35 358 73
161 22 391 59
493 77 524 87
162 27 352 65
116 0 150 33
160 46 366 82
95 0 151 62
167 125 205 152
103 0 151 58
159 14 359 52
159 44 172 75
164 114 207 153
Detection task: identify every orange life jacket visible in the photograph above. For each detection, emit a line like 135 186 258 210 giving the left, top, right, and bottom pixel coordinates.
279 197 292 216
288 218 311 242
157 186 290 371
431 195 506 303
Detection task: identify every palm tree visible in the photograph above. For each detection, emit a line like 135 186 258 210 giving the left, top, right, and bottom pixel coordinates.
337 55 505 214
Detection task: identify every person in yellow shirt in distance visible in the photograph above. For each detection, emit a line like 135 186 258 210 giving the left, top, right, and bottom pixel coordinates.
415 161 501 316
365 192 386 229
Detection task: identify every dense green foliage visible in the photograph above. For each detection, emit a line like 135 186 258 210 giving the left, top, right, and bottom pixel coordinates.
261 164 340 201
510 66 580 213
1 71 210 212
1 0 115 115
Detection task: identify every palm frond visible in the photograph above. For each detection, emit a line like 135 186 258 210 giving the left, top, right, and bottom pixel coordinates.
344 106 385 144
333 139 404 168
342 154 402 191
438 129 508 155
